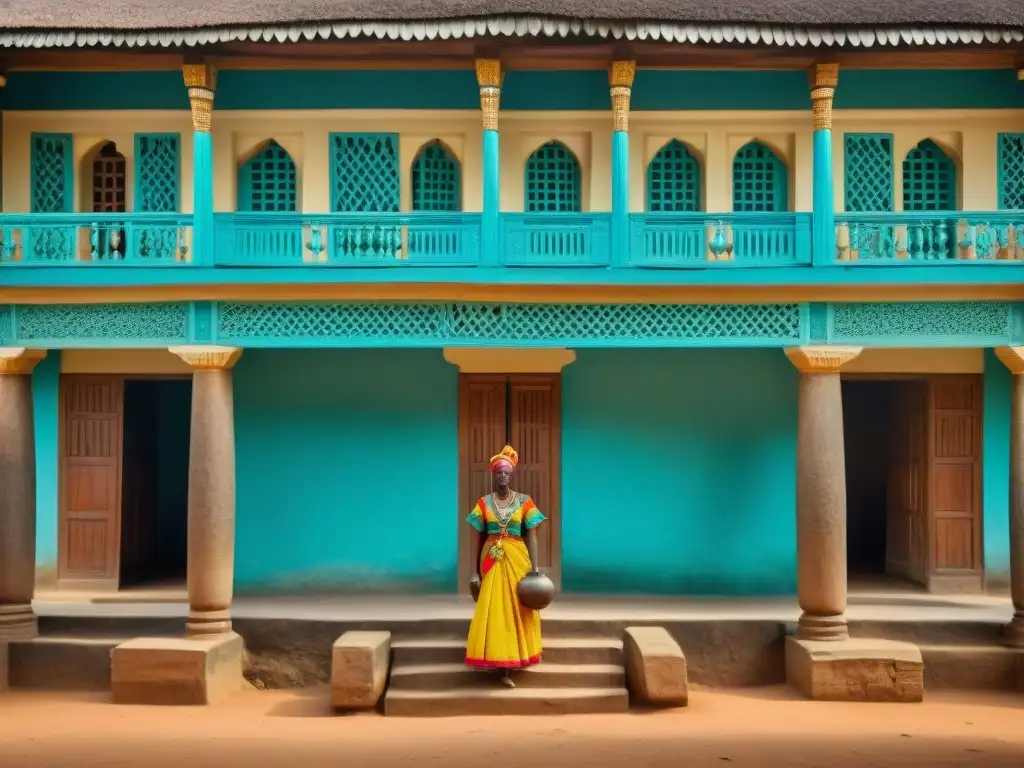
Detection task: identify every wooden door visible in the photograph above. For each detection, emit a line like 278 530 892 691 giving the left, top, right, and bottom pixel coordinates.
457 374 562 591
58 376 124 591
926 376 983 592
509 376 561 586
886 381 928 586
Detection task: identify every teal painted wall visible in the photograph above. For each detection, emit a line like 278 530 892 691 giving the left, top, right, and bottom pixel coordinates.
983 349 1012 588
232 349 459 593
4 69 1023 111
560 349 799 595
32 351 60 583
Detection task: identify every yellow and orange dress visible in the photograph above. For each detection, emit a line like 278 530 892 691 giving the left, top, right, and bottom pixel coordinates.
465 493 546 669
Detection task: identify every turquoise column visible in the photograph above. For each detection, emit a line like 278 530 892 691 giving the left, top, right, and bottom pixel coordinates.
609 61 636 267
476 60 502 266
183 63 216 266
810 64 839 267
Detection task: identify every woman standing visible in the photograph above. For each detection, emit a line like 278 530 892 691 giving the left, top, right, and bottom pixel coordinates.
465 445 546 687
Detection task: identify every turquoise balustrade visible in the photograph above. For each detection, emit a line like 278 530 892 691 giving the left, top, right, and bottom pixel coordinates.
214 212 481 266
0 213 192 264
629 213 812 267
499 213 611 266
834 212 1024 263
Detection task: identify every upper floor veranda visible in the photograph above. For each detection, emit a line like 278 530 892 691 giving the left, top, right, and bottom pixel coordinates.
2 7 1024 297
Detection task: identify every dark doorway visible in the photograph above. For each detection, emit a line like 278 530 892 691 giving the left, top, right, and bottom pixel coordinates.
119 378 192 588
842 380 894 579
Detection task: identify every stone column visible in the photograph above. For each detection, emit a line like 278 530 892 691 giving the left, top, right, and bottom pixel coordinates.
785 345 863 641
169 345 242 637
182 62 216 265
996 347 1024 647
809 63 839 266
475 58 502 266
0 348 46 641
609 60 636 266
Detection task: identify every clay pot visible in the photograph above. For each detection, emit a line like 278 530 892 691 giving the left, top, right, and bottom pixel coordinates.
518 572 555 611
470 576 481 603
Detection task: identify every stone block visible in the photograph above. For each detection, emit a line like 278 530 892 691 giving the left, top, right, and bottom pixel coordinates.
111 633 243 706
786 636 923 702
331 630 391 710
623 626 688 706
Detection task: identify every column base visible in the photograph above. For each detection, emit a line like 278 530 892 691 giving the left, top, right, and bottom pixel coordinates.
185 609 232 637
111 632 243 705
0 604 37 641
786 636 923 702
1003 612 1024 648
796 613 849 641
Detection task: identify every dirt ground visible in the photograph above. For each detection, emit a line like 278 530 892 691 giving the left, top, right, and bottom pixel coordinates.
1 686 1023 768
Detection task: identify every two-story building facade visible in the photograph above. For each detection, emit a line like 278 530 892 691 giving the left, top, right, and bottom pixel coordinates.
0 1 1023 703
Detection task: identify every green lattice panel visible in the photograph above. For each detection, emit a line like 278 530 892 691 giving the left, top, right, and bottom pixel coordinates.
216 302 801 345
329 133 400 213
30 133 72 214
997 133 1024 210
15 303 190 345
646 140 702 212
411 141 461 212
902 139 956 211
238 140 297 212
830 302 1013 344
134 134 180 213
844 134 894 212
732 142 788 213
524 142 581 213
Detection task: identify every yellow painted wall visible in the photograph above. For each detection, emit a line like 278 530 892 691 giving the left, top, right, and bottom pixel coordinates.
840 347 984 374
5 108 1022 214
61 348 194 374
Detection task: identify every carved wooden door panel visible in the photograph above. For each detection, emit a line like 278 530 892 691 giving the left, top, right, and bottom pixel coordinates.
926 375 982 592
457 373 562 591
458 376 508 591
509 375 561 587
59 375 124 590
886 381 927 585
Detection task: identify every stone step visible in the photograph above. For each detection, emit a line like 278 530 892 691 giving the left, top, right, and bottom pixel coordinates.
7 636 126 691
389 662 624 691
391 637 623 666
384 686 629 716
919 644 1022 691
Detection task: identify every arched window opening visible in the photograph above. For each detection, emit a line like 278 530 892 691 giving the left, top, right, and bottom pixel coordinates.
646 140 702 212
903 139 957 212
411 141 461 212
524 141 581 213
732 141 788 213
91 141 127 214
238 140 298 212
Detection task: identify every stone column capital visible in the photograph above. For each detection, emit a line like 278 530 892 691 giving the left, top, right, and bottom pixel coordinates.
182 62 216 133
169 345 242 371
809 62 839 131
785 345 863 373
609 60 636 132
996 346 1024 374
0 347 46 375
475 58 503 131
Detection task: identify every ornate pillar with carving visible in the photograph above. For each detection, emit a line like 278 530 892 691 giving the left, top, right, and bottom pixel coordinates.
475 59 502 265
169 345 241 637
785 345 862 640
609 60 636 266
183 62 216 265
0 348 46 641
996 347 1024 647
810 63 839 266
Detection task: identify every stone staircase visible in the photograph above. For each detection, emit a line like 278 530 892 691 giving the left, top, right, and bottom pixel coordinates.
384 636 630 716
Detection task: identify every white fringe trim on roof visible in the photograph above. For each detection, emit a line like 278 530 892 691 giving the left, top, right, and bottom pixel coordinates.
0 18 1022 49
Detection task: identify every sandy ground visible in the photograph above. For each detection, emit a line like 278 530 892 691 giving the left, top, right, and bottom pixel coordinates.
1 687 1023 768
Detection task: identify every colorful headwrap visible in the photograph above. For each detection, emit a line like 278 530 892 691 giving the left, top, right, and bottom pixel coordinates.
489 445 519 474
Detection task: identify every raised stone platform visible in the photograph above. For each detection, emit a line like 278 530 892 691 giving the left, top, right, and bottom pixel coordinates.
786 636 924 702
111 633 244 705
623 626 688 706
331 630 390 710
